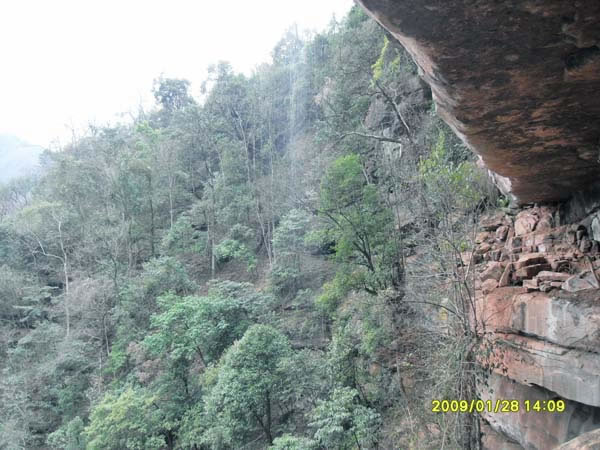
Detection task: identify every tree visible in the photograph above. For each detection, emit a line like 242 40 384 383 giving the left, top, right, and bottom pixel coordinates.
144 290 251 368
319 154 399 297
153 77 194 113
271 209 312 295
202 325 294 446
310 387 380 449
84 387 167 450
46 416 86 450
15 202 75 337
109 256 195 375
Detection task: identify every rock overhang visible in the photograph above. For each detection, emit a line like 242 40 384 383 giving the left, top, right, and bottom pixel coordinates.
356 0 600 204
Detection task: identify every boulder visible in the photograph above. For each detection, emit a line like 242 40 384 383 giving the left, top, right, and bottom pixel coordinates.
480 212 509 231
476 232 492 244
522 278 539 291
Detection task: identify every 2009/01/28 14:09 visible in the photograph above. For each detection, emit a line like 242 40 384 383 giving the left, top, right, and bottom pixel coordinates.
432 399 566 413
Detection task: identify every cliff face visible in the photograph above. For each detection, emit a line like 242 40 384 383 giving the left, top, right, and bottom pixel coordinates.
472 205 600 448
356 0 600 204
354 1 600 448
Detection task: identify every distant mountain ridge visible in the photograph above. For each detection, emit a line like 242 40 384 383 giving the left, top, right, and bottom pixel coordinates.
0 134 43 183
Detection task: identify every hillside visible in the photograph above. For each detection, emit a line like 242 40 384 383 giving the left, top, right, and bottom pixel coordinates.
0 8 499 449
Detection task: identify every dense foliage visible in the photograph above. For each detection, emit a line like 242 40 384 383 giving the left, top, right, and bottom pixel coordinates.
0 7 495 449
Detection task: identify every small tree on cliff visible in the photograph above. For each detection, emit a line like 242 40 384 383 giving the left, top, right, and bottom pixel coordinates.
317 154 402 312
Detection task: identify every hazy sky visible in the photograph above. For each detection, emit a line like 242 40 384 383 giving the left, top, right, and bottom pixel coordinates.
0 0 354 148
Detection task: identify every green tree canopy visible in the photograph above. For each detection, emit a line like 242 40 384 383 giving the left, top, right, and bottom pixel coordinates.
202 324 294 446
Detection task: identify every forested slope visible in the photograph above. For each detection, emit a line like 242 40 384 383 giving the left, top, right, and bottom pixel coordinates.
0 7 497 449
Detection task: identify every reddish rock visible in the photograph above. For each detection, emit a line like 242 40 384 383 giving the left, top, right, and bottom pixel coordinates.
514 263 551 280
476 242 492 255
536 271 571 282
476 232 491 244
514 253 547 269
482 278 498 295
522 278 539 291
481 262 505 282
480 212 508 231
514 212 538 236
475 290 600 353
480 421 523 450
536 215 553 232
498 263 512 287
460 251 481 266
495 225 509 242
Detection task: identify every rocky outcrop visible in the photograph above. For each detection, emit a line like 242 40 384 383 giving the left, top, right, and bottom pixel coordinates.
469 205 600 448
356 0 600 203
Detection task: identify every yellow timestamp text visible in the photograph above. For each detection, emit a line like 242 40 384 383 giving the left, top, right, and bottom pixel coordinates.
431 399 566 413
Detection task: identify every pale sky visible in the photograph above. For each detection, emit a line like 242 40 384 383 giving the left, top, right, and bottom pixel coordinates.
0 0 354 148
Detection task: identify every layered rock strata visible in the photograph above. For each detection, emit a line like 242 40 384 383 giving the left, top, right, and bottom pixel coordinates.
356 0 600 203
470 206 600 448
